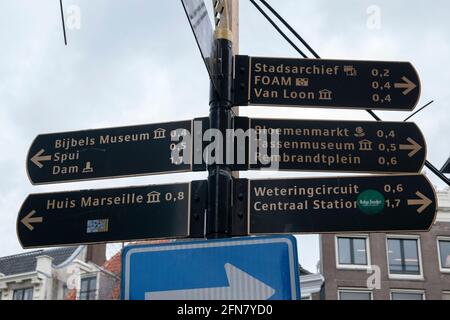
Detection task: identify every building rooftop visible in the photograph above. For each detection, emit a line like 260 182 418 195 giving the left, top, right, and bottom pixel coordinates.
0 247 79 276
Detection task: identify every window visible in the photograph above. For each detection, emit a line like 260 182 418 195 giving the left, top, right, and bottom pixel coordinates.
336 236 369 268
338 289 372 300
391 290 425 300
443 292 450 300
437 238 450 271
79 276 97 300
387 237 422 277
13 287 33 300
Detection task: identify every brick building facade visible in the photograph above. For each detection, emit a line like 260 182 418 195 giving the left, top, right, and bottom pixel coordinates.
319 188 450 300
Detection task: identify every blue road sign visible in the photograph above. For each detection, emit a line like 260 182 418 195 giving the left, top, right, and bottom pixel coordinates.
122 236 300 300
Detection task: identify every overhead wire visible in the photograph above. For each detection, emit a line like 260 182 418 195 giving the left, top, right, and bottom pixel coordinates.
59 0 68 45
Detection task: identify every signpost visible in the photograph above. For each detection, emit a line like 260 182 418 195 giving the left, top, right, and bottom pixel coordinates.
121 236 300 300
234 56 421 111
27 120 200 185
240 117 426 174
232 174 436 235
17 181 207 248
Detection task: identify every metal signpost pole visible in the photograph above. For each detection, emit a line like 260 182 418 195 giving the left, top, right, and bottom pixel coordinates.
206 1 235 239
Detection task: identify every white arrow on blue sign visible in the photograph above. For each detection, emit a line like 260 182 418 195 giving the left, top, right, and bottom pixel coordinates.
121 236 301 300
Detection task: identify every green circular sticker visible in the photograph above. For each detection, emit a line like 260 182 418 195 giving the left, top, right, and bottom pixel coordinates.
357 190 385 215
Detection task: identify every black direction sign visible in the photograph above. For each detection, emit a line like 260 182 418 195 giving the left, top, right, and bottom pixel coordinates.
181 0 216 88
234 55 421 111
242 118 426 174
17 181 207 248
234 175 436 235
27 120 199 185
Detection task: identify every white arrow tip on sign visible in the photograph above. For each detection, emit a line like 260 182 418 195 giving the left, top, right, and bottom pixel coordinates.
224 263 275 300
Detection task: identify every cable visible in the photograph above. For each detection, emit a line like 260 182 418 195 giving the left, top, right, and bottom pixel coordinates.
425 160 450 184
259 0 320 59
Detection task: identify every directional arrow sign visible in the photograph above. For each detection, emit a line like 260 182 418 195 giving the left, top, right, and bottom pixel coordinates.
17 181 207 248
233 174 436 235
27 120 202 185
122 236 301 300
240 118 426 174
394 76 417 95
234 55 421 111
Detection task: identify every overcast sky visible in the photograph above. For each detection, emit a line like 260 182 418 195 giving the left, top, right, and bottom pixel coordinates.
1 0 449 272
